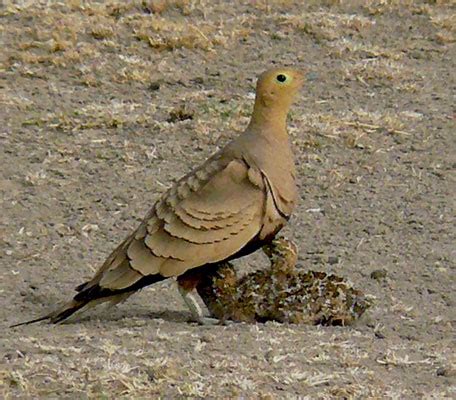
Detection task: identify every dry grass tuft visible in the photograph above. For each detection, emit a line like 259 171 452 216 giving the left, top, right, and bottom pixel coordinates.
2 0 254 87
21 101 158 132
329 39 404 61
298 109 412 149
279 12 375 42
131 16 220 51
431 12 456 43
342 59 423 91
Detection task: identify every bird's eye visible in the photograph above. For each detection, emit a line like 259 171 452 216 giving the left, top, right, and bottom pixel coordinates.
276 74 287 83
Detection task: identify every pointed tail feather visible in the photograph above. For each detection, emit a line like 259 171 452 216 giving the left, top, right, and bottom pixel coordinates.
11 274 167 328
9 314 53 328
10 299 88 327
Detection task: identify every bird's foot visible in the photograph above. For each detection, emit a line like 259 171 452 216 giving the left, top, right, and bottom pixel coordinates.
178 285 220 326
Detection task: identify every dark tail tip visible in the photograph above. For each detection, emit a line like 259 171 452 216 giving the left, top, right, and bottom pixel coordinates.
10 315 51 328
10 299 87 328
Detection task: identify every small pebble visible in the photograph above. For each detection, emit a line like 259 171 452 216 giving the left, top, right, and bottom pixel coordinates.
371 269 387 280
191 77 204 84
374 330 386 339
148 82 161 91
436 366 456 377
328 255 339 265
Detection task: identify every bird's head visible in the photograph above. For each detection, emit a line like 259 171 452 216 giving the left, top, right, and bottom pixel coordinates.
250 67 304 129
257 68 304 104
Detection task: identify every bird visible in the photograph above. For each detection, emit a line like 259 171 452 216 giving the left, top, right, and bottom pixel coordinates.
11 67 304 327
196 237 371 325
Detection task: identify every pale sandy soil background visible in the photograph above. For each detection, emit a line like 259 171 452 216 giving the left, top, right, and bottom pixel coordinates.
1 0 455 398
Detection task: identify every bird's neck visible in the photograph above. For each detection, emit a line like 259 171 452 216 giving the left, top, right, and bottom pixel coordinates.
247 103 290 138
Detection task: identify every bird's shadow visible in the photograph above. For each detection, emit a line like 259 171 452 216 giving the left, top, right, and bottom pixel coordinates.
12 292 197 327
68 309 193 326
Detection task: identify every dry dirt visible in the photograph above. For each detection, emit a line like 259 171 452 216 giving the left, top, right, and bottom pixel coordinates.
1 0 455 398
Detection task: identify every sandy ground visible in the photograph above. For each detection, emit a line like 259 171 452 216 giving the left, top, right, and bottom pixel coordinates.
1 1 455 398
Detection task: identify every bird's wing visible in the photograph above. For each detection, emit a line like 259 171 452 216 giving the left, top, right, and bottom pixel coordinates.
87 155 266 291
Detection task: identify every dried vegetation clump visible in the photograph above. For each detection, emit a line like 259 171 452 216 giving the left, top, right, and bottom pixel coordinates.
22 101 158 132
1 336 185 397
279 11 375 42
1 0 249 87
131 15 223 51
294 108 416 153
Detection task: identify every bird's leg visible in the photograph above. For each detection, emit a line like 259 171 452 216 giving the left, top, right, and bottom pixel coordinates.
176 267 222 325
177 285 220 325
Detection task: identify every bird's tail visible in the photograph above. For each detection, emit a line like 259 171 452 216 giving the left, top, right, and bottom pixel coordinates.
10 274 166 328
10 298 91 327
